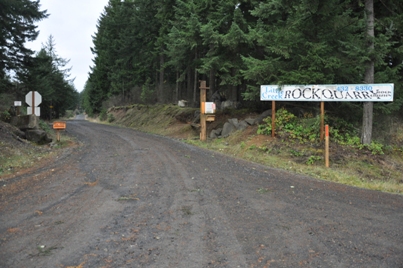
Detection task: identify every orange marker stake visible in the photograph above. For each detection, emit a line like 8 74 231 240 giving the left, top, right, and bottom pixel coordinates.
325 125 329 167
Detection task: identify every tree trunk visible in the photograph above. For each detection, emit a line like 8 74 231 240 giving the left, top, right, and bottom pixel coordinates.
159 52 165 103
193 48 198 104
361 0 374 145
175 71 179 103
187 67 192 101
209 69 215 100
231 68 238 101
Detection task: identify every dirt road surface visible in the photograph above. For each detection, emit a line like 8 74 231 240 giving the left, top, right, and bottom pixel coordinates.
1 120 402 268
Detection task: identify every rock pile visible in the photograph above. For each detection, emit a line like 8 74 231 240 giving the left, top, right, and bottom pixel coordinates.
9 115 52 144
209 110 272 139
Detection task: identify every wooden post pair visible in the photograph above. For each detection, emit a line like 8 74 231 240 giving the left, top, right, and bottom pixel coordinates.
271 101 329 167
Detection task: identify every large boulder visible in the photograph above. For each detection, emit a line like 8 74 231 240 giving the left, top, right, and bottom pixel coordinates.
209 111 275 139
221 100 240 110
238 120 249 130
244 118 255 125
10 114 39 130
210 128 222 139
254 110 272 125
25 129 52 144
211 118 251 139
228 118 239 129
221 121 237 137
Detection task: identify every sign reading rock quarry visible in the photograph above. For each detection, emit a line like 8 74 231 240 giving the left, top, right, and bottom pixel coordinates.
260 84 394 102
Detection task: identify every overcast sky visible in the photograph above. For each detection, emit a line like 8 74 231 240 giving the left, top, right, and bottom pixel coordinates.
27 0 110 92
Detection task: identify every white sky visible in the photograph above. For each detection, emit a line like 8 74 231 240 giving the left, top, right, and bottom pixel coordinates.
27 0 110 92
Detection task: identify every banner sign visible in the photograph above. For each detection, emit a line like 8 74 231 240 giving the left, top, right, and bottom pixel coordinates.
260 84 394 102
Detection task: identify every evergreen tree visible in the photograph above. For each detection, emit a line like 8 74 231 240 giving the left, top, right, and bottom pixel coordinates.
166 0 206 103
87 2 116 113
200 1 255 100
17 36 78 119
155 0 177 102
361 0 375 144
88 0 163 112
0 0 48 89
80 80 96 117
242 1 402 109
85 0 403 131
242 0 361 99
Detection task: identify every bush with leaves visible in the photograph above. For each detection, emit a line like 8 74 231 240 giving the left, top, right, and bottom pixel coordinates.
140 78 155 104
108 113 115 123
258 108 320 142
99 109 107 121
258 108 385 154
1 111 11 122
39 120 51 133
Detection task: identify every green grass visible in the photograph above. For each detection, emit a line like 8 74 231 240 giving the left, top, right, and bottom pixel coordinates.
186 132 403 195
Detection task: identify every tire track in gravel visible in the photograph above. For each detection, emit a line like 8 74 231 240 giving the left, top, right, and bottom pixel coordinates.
83 125 249 267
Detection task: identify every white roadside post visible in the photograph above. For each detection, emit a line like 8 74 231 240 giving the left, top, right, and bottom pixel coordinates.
14 101 22 116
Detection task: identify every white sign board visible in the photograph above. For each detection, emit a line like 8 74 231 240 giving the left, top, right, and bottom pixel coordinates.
27 107 40 116
204 102 216 114
25 91 42 106
260 84 394 102
14 101 22 106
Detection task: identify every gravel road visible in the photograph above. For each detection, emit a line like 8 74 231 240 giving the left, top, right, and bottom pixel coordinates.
1 120 402 268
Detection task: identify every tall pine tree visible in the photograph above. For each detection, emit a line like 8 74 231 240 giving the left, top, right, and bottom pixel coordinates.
0 0 47 93
18 36 78 119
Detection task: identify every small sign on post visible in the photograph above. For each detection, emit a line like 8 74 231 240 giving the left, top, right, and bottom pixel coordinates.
14 101 22 116
203 102 216 114
53 121 66 142
199 81 210 141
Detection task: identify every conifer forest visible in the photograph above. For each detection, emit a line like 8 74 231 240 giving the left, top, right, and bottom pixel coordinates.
1 0 403 143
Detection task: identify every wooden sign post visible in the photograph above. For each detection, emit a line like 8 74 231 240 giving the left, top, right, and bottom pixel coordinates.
271 101 276 137
200 81 209 141
53 121 66 142
199 81 216 141
320 102 325 141
14 101 22 116
325 124 329 167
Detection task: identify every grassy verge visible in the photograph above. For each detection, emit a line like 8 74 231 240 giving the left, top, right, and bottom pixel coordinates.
185 131 403 195
0 122 76 178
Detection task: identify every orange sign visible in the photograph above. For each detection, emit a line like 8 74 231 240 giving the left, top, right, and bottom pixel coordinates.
53 121 66 130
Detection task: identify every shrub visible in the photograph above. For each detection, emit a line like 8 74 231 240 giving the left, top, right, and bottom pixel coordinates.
99 109 107 121
108 113 115 123
1 110 11 122
258 108 319 142
39 120 51 133
257 108 385 154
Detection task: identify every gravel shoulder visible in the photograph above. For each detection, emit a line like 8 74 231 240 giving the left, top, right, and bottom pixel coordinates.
1 120 402 267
